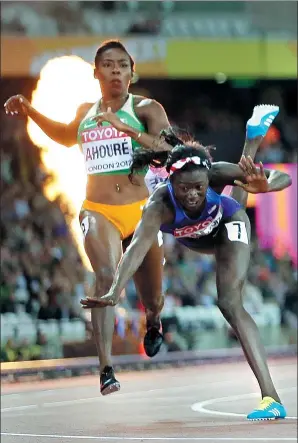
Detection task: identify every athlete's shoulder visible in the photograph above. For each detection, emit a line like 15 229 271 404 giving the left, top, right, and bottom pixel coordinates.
143 183 166 211
132 95 169 130
143 183 172 223
75 102 94 121
153 181 169 198
209 161 223 177
132 95 164 110
146 182 167 205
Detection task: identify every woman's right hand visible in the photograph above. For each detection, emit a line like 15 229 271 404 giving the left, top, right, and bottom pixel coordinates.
4 95 32 117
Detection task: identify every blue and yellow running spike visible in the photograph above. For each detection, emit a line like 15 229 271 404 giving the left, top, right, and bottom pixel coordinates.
247 396 287 421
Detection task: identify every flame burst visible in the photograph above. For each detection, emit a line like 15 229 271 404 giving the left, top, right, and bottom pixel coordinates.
27 56 101 270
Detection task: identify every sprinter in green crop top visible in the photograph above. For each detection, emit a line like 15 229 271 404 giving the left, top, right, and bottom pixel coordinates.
5 40 173 395
77 93 147 176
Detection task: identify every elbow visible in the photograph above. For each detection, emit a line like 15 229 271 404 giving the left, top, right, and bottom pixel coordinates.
64 140 74 148
271 172 292 192
286 175 292 188
60 137 76 148
48 133 74 148
59 127 76 148
61 131 75 147
287 172 292 186
282 172 292 189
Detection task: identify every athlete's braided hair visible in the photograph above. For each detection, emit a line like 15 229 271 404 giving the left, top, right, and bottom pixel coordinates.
94 40 135 72
129 127 214 183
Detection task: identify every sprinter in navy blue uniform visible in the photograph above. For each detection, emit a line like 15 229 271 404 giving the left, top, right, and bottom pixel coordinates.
81 104 292 420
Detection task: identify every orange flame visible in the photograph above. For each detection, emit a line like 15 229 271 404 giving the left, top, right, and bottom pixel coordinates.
27 56 101 270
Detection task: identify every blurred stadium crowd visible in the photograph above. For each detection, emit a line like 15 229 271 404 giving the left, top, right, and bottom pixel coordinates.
1 80 297 362
2 1 296 38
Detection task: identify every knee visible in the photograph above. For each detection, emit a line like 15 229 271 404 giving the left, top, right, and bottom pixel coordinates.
217 282 245 321
217 297 239 320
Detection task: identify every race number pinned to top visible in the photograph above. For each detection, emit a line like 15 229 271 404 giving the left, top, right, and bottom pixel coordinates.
80 216 90 238
225 221 249 244
82 127 133 175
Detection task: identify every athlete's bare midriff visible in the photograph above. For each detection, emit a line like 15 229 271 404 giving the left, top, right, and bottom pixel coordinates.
86 174 149 205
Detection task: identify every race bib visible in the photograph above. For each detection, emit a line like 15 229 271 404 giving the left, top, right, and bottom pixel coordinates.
80 216 90 237
81 127 133 175
174 207 223 239
225 221 249 244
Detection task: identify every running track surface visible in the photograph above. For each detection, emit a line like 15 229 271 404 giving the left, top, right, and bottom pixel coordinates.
1 357 297 443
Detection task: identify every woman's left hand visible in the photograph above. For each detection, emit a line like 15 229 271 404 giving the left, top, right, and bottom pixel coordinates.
234 156 269 194
80 290 120 309
92 107 128 133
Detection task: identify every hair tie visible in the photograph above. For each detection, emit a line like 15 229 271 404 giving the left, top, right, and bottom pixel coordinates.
169 156 210 176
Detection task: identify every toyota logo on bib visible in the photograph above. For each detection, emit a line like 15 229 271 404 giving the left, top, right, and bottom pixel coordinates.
174 207 223 239
174 218 213 238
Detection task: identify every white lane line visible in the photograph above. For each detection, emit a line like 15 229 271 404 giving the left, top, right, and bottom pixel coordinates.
1 380 236 413
191 387 297 420
1 433 297 441
1 405 38 412
2 390 56 398
2 362 295 399
1 397 100 412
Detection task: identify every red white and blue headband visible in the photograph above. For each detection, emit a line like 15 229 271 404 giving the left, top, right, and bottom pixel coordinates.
169 156 211 176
